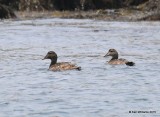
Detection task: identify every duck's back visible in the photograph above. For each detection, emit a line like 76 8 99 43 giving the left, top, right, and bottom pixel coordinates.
108 58 135 66
108 58 127 65
49 62 81 71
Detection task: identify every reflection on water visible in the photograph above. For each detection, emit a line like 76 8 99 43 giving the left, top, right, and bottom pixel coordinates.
0 19 160 117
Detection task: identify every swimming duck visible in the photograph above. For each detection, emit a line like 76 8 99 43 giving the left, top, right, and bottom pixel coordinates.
42 51 81 71
104 49 135 66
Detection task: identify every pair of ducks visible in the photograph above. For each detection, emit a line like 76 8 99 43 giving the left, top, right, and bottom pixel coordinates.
43 49 135 71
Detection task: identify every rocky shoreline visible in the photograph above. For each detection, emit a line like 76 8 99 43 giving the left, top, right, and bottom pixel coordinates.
15 9 158 21
1 0 160 21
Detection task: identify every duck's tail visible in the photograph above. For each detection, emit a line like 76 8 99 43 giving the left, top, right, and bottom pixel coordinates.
76 66 81 71
125 62 135 66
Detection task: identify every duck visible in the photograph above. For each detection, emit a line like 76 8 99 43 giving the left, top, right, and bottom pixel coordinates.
42 51 81 71
104 49 135 66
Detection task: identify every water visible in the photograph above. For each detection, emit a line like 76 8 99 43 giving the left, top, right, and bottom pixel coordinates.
0 18 160 117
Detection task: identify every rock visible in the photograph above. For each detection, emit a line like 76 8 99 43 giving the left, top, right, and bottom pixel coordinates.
143 0 160 11
0 4 16 19
137 0 160 21
140 13 160 21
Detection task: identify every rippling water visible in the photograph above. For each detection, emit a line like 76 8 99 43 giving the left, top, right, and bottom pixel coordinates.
0 19 160 117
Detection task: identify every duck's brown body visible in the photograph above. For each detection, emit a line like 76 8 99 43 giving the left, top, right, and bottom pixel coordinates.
104 49 135 66
49 62 81 71
108 58 128 65
43 51 81 71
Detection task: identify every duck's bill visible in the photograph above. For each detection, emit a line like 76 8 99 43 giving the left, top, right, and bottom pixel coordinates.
104 53 109 57
42 54 48 60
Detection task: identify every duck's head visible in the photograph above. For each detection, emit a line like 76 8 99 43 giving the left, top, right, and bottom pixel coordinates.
104 49 118 59
42 51 58 60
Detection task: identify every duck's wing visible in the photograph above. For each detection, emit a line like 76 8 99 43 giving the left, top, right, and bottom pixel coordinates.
108 59 126 65
50 62 81 71
119 58 128 62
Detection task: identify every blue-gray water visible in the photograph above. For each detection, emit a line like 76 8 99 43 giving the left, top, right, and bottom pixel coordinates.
0 19 160 117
